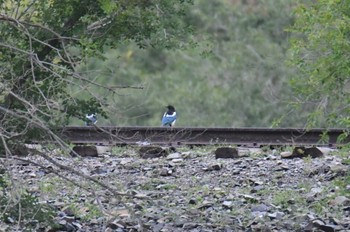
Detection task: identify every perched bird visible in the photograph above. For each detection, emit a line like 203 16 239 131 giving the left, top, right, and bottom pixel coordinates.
161 105 177 127
85 113 97 126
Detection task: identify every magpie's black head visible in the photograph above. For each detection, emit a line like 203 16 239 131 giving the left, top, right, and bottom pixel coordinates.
166 105 175 113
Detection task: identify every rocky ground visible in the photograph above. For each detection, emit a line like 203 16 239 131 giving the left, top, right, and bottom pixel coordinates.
0 144 350 232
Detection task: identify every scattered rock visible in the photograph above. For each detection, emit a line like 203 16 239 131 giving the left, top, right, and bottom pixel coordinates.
171 158 183 163
222 201 233 209
329 164 348 177
91 167 108 175
251 185 264 193
198 200 214 210
152 223 164 232
159 168 172 176
2 144 350 232
305 218 336 232
120 158 133 165
182 223 198 230
203 163 223 171
58 219 76 232
114 209 130 218
251 204 270 212
211 163 223 170
274 164 289 171
108 220 126 230
188 198 197 205
318 224 337 232
330 196 350 206
308 164 331 177
280 151 292 158
167 153 182 160
267 211 285 220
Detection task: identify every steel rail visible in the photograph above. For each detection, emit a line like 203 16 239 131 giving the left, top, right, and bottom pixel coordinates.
59 126 350 147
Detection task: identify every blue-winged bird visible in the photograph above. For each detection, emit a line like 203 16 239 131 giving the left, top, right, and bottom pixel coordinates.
85 113 97 126
161 105 177 127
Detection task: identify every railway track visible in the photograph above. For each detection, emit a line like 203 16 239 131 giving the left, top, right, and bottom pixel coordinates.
59 126 350 147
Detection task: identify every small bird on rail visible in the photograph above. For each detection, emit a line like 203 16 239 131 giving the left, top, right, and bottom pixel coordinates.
85 113 97 126
161 105 177 127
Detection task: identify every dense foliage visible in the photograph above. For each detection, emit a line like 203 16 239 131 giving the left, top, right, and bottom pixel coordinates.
288 0 350 129
2 0 343 133
77 0 310 127
0 0 194 147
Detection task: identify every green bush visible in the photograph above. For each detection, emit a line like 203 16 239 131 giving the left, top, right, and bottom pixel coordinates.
0 176 57 230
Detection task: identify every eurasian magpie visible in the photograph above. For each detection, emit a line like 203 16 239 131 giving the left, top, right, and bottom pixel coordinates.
161 105 177 127
85 113 97 126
